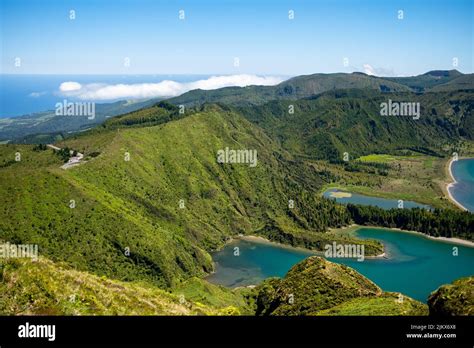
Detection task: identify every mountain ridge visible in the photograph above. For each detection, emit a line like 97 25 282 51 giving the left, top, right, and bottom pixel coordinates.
2 70 472 144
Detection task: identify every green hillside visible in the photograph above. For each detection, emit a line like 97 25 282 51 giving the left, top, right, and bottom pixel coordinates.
385 70 464 92
0 104 385 290
2 71 471 144
234 89 473 162
429 74 474 92
0 73 472 317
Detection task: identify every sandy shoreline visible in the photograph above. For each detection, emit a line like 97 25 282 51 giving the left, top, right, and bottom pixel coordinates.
380 226 474 248
445 157 468 211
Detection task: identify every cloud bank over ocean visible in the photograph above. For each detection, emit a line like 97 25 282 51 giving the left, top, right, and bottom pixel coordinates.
58 75 285 101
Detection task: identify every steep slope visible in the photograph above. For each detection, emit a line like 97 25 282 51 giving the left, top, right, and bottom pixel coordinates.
0 105 383 290
235 89 473 162
255 256 428 316
427 277 473 316
0 144 212 288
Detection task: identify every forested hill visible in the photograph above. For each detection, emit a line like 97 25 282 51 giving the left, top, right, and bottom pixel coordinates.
384 70 466 92
167 70 471 107
233 89 473 162
167 72 411 107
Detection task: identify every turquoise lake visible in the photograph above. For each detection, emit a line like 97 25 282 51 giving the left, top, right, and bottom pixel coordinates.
323 188 432 210
449 158 474 212
206 228 474 302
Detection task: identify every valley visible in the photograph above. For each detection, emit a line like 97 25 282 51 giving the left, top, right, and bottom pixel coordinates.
0 70 473 317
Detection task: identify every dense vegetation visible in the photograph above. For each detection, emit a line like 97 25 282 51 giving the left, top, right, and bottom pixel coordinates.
0 105 386 290
1 254 433 316
347 205 474 241
3 252 467 316
0 257 247 315
234 89 473 162
384 70 465 92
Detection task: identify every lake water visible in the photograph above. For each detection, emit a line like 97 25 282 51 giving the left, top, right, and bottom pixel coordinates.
449 158 474 212
323 188 432 210
207 228 474 302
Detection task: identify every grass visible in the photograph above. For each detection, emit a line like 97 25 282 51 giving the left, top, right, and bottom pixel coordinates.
316 293 428 316
173 277 255 315
428 276 473 316
0 257 245 315
357 154 400 163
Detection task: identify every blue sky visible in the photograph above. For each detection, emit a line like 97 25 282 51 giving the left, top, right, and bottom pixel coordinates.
1 0 472 76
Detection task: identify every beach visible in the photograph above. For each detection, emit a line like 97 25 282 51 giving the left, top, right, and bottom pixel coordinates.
383 226 474 248
445 157 468 211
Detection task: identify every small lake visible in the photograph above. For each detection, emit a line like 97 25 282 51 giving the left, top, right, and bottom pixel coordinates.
206 228 474 302
449 158 474 212
323 188 432 210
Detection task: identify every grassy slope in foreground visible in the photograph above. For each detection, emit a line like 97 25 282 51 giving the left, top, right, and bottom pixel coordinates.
428 277 473 316
0 257 248 315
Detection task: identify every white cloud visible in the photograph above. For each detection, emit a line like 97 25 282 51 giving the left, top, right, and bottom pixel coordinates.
59 81 82 92
363 64 376 76
362 64 396 77
58 75 285 101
